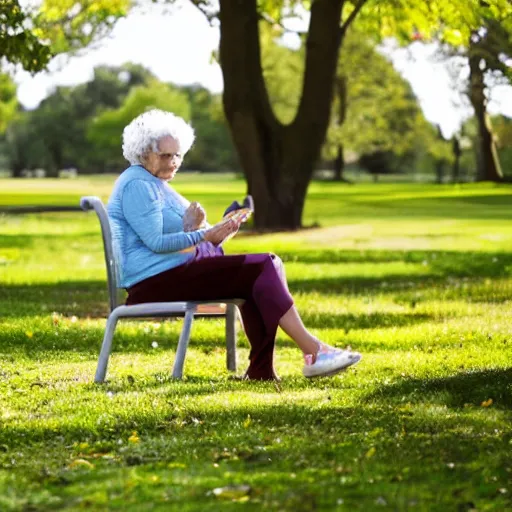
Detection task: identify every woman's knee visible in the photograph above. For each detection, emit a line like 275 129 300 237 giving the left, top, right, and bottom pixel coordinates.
244 253 280 271
243 253 285 282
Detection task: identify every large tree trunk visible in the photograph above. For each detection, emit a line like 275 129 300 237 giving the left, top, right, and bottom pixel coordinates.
219 0 344 230
468 53 503 182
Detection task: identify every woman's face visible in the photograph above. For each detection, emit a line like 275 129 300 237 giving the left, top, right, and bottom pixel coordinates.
143 136 183 180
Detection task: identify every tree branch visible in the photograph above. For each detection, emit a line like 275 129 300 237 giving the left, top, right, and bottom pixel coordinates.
340 0 367 35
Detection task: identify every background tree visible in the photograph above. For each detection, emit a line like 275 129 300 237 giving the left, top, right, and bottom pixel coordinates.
493 113 512 163
458 117 480 180
4 115 53 176
435 2 512 182
5 64 154 176
323 27 433 182
489 114 512 176
82 64 152 111
451 134 463 183
454 114 512 182
430 125 452 184
467 16 511 181
2 62 242 175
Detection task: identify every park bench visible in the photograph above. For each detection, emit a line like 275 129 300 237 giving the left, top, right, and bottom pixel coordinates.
80 196 240 383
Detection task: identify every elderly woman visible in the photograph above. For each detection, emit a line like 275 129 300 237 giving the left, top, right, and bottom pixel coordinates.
108 109 361 380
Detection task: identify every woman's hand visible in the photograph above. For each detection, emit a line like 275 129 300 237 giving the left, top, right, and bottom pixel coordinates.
203 218 240 245
183 202 207 231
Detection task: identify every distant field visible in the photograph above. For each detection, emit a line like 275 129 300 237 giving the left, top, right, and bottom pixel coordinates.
1 176 512 510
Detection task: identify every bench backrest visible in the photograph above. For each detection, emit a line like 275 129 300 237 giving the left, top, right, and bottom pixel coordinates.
80 196 121 312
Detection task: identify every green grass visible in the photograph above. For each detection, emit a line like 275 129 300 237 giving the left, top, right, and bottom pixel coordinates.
1 175 512 511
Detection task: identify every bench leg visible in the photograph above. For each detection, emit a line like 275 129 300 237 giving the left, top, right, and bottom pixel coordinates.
172 307 195 379
226 304 237 372
95 313 118 383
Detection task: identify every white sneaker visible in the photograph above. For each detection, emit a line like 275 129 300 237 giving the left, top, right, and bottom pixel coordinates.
303 345 361 378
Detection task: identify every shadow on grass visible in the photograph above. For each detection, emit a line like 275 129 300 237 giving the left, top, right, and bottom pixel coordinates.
0 281 110 318
283 249 512 273
290 311 435 330
333 192 512 221
0 233 34 249
270 249 512 269
363 367 512 410
432 193 512 211
289 275 512 303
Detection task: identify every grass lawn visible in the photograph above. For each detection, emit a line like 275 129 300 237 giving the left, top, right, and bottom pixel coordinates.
1 175 512 511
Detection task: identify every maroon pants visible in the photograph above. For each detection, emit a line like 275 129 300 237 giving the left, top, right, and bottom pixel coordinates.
126 253 294 379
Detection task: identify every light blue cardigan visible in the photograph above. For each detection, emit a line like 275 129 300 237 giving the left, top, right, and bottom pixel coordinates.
107 165 206 288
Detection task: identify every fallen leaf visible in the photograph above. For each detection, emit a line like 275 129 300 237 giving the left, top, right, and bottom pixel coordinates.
128 432 140 443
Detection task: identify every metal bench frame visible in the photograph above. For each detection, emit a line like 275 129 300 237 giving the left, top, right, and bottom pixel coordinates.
80 196 239 382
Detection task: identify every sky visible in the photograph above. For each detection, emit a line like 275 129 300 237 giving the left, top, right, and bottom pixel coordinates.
14 0 512 138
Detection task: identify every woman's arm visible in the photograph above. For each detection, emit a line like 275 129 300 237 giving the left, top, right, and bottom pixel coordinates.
122 180 205 253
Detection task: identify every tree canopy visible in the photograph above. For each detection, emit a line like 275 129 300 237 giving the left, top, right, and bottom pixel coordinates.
0 0 52 71
0 0 129 72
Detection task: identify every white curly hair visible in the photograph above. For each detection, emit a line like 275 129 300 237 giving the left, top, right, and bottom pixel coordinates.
122 109 195 165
